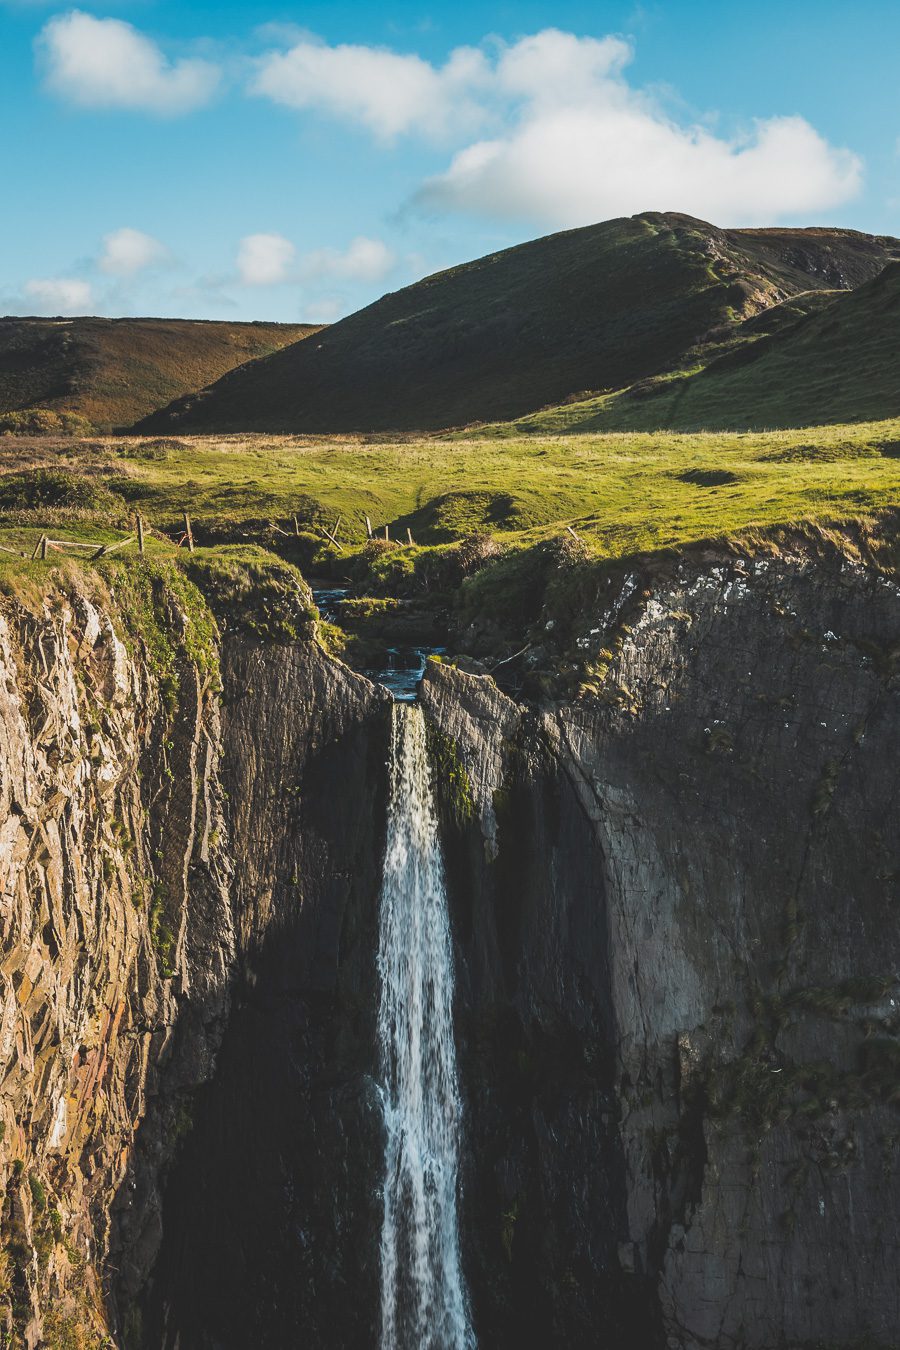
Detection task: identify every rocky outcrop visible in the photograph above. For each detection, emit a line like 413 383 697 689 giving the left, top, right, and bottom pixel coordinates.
421 539 900 1349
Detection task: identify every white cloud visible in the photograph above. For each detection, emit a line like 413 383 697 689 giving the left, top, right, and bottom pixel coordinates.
251 26 862 227
495 29 631 105
24 277 93 313
421 110 861 229
100 227 169 276
37 11 220 115
423 32 863 226
250 37 488 142
301 236 395 283
237 233 296 285
306 295 348 323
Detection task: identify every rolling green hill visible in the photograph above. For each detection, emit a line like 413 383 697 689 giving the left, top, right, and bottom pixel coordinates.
507 261 900 435
0 317 321 431
137 212 900 435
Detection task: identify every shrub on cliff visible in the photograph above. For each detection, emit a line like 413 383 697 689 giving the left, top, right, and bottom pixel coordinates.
183 547 318 643
348 532 503 597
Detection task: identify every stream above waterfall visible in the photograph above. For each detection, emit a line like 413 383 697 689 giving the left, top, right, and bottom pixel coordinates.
311 585 445 702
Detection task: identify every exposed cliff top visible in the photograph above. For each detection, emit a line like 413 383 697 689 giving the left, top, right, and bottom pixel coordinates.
133 213 900 434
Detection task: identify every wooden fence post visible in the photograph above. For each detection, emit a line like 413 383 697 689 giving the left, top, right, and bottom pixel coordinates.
183 511 195 553
293 515 300 537
383 525 389 541
136 513 145 554
91 536 135 560
406 527 414 546
365 515 373 539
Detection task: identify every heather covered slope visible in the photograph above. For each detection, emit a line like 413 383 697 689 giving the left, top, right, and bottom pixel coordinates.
511 260 900 434
136 212 900 434
0 316 320 430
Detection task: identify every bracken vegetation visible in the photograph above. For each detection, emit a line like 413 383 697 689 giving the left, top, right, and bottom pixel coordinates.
0 317 321 432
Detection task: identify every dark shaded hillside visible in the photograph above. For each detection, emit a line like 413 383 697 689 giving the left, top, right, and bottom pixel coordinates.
542 260 900 434
137 212 900 434
0 316 321 430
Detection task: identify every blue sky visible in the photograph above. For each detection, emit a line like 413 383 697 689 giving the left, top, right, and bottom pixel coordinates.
2 0 898 322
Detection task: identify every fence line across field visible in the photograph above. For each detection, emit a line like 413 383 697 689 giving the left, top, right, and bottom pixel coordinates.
3 508 422 561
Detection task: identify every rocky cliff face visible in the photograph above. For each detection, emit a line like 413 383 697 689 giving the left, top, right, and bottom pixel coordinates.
421 535 900 1349
140 637 391 1349
0 571 390 1348
1 532 898 1350
0 576 235 1347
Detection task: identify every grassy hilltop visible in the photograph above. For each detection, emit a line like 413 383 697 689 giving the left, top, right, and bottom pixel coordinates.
136 213 900 435
0 317 320 432
1 417 897 690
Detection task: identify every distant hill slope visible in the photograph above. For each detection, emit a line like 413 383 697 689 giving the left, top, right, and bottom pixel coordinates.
0 317 321 430
137 212 900 434
513 261 900 435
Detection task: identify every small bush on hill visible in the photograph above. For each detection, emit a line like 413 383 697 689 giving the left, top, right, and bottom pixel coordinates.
183 547 318 643
0 409 94 437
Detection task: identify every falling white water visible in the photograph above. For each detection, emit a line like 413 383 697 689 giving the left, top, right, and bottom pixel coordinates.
377 703 476 1350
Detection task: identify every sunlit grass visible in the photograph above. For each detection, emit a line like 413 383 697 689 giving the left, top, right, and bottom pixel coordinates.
0 418 898 572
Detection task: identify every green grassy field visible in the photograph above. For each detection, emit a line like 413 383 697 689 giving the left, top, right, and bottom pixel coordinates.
1 418 899 571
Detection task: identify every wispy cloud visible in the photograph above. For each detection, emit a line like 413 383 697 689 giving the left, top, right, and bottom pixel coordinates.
99 227 170 276
36 10 220 115
23 276 93 313
300 236 395 283
237 233 296 285
235 233 396 289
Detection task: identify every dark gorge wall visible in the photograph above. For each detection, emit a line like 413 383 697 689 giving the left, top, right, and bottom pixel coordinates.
422 540 900 1350
139 640 391 1349
425 680 651 1347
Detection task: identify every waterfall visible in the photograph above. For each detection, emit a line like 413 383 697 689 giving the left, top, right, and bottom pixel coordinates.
377 703 475 1350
